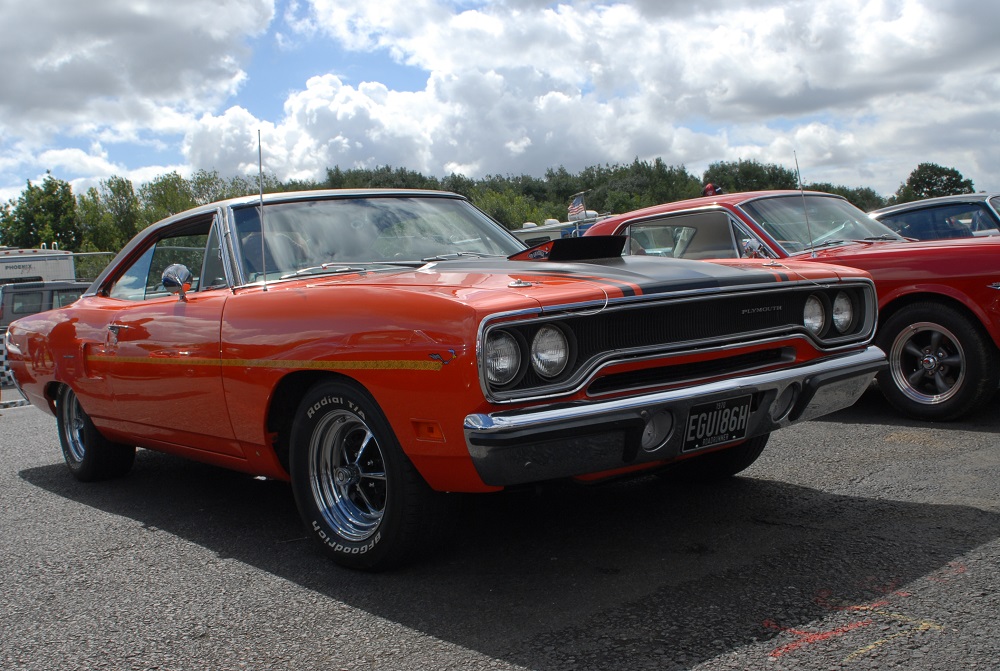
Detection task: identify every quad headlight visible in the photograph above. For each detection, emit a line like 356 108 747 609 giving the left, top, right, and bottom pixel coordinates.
803 290 858 338
803 295 826 336
831 291 855 333
485 330 521 386
530 325 570 378
484 322 575 390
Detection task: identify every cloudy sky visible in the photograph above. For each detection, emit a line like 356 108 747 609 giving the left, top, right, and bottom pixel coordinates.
2 0 998 203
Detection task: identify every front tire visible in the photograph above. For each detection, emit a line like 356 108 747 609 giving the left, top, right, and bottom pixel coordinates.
876 302 999 421
56 386 135 481
289 380 439 571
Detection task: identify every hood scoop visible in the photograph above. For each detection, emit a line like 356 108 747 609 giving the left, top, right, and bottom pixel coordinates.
508 236 628 262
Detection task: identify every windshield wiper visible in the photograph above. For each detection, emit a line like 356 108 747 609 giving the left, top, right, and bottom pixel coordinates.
801 239 851 251
860 234 901 241
420 251 503 262
280 264 372 279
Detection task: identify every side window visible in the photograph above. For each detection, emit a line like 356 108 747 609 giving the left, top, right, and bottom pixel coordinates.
109 246 155 300
12 291 43 315
108 218 212 301
52 290 84 308
885 205 988 240
627 211 740 260
199 224 227 290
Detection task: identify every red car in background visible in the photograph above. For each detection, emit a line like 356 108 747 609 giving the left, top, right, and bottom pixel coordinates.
586 190 1000 421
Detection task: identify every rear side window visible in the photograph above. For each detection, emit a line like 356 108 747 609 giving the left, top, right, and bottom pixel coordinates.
881 203 999 239
12 291 43 315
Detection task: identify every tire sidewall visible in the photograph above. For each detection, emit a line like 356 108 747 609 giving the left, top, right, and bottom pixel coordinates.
56 386 98 480
876 303 996 420
289 381 404 570
55 385 136 481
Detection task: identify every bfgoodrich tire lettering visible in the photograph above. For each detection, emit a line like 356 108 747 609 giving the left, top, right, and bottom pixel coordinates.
289 380 440 571
876 302 999 421
55 385 136 481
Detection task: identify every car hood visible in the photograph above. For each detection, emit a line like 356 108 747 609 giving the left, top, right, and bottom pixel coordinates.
790 235 1000 262
298 255 846 308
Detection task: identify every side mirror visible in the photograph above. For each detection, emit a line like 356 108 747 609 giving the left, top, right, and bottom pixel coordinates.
162 264 193 301
742 238 766 259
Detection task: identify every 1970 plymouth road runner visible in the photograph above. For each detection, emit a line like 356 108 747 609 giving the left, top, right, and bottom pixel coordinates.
5 190 885 569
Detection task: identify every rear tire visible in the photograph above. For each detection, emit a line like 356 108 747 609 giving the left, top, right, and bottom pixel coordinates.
56 386 135 481
659 434 769 482
289 380 441 571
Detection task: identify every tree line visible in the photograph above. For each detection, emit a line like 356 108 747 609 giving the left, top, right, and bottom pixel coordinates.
0 159 977 256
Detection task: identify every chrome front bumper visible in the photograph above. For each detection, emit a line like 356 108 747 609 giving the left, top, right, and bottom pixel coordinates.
464 346 886 486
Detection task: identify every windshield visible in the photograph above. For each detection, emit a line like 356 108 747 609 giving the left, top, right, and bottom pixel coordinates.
739 195 903 254
232 195 524 281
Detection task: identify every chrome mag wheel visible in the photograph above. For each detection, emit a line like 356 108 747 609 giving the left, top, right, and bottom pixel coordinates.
59 390 89 464
307 409 387 542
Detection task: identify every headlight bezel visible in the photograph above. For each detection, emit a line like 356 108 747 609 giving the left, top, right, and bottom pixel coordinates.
481 319 578 394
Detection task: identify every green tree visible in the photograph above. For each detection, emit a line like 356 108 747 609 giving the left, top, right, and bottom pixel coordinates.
190 169 231 205
891 163 974 204
805 183 886 212
469 188 553 229
75 175 142 252
440 173 476 198
323 165 441 190
138 172 196 226
0 173 79 250
542 166 584 207
77 187 117 252
702 160 798 193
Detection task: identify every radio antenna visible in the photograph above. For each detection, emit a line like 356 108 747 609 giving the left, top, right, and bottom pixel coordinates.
258 129 268 291
794 151 816 258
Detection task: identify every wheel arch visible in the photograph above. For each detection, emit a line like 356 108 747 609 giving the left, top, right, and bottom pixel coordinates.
265 370 348 473
878 290 1000 351
42 380 64 413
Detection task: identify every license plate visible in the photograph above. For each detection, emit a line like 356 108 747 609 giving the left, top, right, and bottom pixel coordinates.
682 395 752 452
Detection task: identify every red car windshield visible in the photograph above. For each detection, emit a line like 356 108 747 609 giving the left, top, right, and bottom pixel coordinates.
740 195 902 254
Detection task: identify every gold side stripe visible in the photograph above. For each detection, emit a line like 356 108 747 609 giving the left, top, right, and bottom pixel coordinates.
86 355 443 372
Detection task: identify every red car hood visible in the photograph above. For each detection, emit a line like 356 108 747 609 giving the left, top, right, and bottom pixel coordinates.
790 235 1000 262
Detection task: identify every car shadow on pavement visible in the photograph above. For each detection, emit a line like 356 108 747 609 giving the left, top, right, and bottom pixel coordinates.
20 445 1000 670
813 384 1000 433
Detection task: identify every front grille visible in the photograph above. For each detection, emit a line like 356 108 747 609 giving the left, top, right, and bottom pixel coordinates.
587 347 793 396
482 281 875 402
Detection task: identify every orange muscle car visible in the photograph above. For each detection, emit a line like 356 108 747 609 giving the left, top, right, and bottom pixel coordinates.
5 189 885 569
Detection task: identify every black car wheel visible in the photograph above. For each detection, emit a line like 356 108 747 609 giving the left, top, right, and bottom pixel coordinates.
659 434 769 482
56 386 136 481
289 380 440 571
876 302 999 421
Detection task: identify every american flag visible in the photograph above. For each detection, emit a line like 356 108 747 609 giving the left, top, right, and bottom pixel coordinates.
567 193 585 218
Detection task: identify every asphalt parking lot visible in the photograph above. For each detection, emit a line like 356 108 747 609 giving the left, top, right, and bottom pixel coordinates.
1 386 998 670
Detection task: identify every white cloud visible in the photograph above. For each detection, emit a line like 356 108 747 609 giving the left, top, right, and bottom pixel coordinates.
3 0 1000 204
